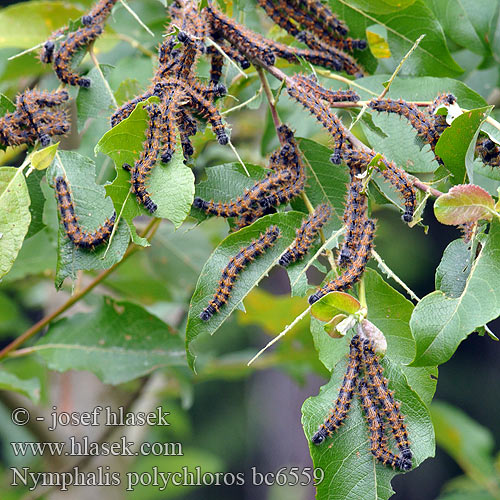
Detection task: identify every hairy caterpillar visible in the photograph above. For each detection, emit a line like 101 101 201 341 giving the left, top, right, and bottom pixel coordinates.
427 93 456 136
344 149 416 223
83 0 118 26
279 203 332 266
200 226 281 321
0 90 69 147
475 136 500 168
159 87 183 163
311 335 362 445
308 218 375 305
194 167 294 217
53 23 103 87
368 98 438 147
54 176 116 249
205 5 276 67
209 50 224 83
287 82 346 164
358 380 412 471
292 74 360 104
288 0 348 38
122 104 162 213
338 176 368 267
362 339 412 468
169 0 208 42
207 43 251 70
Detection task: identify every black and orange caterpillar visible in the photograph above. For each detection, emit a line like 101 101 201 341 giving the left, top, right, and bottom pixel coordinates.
122 104 162 214
311 335 362 444
54 176 116 249
308 218 375 305
200 226 281 321
279 203 332 267
0 89 69 147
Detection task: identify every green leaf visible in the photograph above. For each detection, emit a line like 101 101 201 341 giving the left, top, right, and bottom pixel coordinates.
302 354 434 500
29 142 58 171
25 169 46 238
364 269 416 363
435 106 493 184
34 297 186 385
0 1 82 49
434 184 495 225
114 78 143 105
411 220 500 366
329 0 462 77
361 111 438 173
0 167 31 279
310 269 416 372
435 239 472 297
0 369 40 403
97 99 195 234
426 0 496 55
431 400 496 478
48 151 130 287
311 291 361 321
186 212 308 371
76 64 115 131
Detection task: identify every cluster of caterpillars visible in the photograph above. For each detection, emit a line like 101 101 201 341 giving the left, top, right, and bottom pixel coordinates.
368 93 500 169
0 90 69 147
40 0 118 87
312 335 412 472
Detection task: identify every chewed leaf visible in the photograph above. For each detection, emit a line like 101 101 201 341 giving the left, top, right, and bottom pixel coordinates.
185 212 306 371
434 184 495 225
34 296 185 385
311 291 361 322
366 30 391 58
29 142 58 171
302 352 434 500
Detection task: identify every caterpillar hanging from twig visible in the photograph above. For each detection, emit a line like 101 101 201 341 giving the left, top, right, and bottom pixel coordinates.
200 226 281 321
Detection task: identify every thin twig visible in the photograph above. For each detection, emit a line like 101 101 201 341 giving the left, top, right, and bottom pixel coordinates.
371 249 420 302
221 86 262 115
89 48 118 107
247 305 312 365
115 33 155 57
0 218 161 361
227 138 250 176
119 0 154 36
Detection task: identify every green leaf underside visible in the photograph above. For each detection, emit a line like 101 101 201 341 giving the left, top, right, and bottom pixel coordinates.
435 106 493 184
361 112 438 174
435 239 472 297
0 167 31 279
48 150 129 287
302 354 434 500
35 297 185 385
411 220 500 366
97 98 195 234
76 64 115 131
185 211 308 370
434 184 495 225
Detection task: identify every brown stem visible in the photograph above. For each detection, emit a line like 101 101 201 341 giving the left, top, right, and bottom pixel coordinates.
0 218 161 361
259 62 443 197
256 66 282 137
